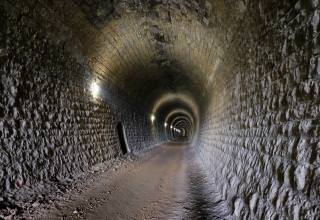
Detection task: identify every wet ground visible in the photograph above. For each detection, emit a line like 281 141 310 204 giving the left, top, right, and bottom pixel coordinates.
29 144 230 219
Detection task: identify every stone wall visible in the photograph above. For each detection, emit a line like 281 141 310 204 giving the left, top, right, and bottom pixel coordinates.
0 0 155 201
197 0 320 219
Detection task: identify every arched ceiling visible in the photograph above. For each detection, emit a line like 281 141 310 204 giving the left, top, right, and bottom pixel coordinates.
49 0 252 117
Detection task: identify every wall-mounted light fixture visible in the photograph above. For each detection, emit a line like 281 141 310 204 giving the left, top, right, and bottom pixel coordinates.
90 81 100 98
151 114 156 123
164 122 168 128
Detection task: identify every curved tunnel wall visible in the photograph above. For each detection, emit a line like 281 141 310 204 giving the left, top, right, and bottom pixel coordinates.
197 1 320 219
0 0 161 201
1 0 320 218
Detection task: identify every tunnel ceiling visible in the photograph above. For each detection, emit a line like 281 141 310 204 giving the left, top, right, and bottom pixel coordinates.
51 0 254 115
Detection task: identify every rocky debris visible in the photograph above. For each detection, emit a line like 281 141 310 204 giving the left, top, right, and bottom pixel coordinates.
0 198 23 220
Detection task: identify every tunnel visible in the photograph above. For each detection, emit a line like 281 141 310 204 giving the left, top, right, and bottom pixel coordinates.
0 0 320 219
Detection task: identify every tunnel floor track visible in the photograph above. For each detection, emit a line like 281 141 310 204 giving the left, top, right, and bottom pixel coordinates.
28 144 228 220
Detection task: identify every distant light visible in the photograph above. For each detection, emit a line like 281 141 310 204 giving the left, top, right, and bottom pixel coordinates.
170 125 173 129
90 81 100 98
164 122 168 128
151 114 156 123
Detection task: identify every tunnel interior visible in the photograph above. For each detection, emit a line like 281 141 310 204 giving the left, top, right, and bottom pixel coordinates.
1 0 320 219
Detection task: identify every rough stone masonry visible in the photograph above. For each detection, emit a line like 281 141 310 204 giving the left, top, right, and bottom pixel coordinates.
0 0 320 219
197 0 320 219
0 0 156 205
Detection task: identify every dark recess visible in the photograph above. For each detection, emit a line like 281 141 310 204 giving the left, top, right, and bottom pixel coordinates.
117 122 128 155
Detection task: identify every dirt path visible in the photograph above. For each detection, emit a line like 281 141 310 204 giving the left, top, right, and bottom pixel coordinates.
33 144 191 220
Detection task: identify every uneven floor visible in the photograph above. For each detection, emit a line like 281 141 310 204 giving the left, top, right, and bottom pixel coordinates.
25 144 229 220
